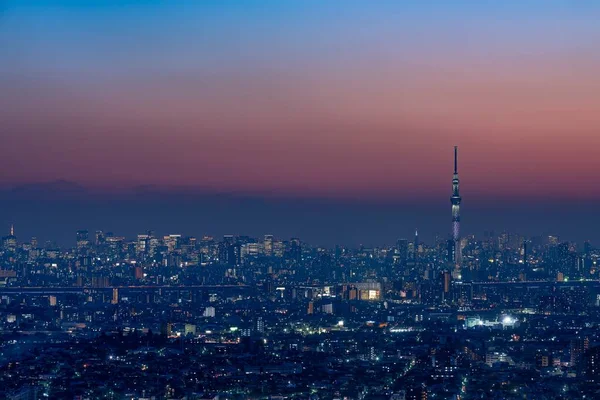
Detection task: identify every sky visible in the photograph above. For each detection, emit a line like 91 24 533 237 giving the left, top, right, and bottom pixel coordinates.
1 1 600 245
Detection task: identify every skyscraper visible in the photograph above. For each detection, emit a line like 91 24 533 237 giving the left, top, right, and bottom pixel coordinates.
441 270 452 303
414 229 419 250
571 337 589 367
451 146 462 271
264 234 274 256
76 230 89 251
3 224 17 252
396 239 408 266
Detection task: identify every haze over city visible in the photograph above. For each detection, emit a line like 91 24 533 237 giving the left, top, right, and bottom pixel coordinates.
2 1 600 245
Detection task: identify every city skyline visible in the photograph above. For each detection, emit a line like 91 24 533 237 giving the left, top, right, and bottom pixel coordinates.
1 147 475 249
1 182 599 248
1 145 599 247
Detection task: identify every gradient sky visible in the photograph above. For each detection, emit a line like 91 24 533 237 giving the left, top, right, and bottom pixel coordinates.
1 1 600 244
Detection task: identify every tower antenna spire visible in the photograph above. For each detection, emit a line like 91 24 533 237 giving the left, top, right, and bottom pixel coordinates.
10 224 14 236
454 146 458 174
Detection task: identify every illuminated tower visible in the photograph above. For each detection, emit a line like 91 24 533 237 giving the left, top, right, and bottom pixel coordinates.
413 229 421 267
414 229 419 250
451 146 462 269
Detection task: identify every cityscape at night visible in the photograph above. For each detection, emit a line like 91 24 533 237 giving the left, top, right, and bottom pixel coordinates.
2 1 600 399
2 146 600 399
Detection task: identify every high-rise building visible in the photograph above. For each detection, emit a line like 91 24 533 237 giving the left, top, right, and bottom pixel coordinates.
396 239 409 266
522 240 529 265
413 229 419 263
289 238 302 263
441 270 452 303
184 324 197 336
136 234 150 255
450 146 462 272
584 241 592 256
220 235 240 267
571 337 589 367
535 352 550 369
406 384 428 400
414 229 419 250
264 235 274 257
585 346 600 382
164 234 181 252
95 230 105 246
203 306 216 318
322 303 334 314
254 316 265 333
446 239 455 265
453 282 472 306
3 225 17 251
160 322 173 336
273 240 285 258
76 230 89 251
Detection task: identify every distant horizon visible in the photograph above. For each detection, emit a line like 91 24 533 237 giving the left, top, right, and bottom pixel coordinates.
2 176 600 203
0 180 597 249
